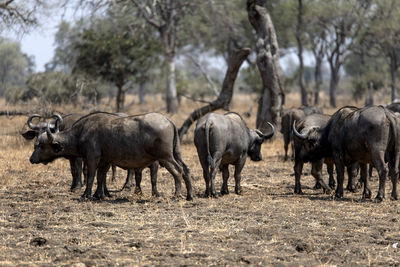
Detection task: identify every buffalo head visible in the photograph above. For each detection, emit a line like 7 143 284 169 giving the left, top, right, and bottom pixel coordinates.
248 122 275 161
29 118 64 165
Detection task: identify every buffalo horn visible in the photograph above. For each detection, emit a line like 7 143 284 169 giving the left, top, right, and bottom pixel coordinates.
292 120 307 140
27 114 42 130
48 113 63 133
263 122 275 139
46 122 55 143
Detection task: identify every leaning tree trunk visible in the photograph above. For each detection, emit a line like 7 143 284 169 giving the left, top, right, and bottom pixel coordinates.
178 48 251 140
296 0 307 106
247 0 284 131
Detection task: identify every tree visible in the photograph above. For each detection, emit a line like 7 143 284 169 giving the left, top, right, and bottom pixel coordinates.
247 0 284 130
178 48 250 140
0 37 32 95
314 0 370 107
72 4 161 112
359 0 400 102
131 0 195 113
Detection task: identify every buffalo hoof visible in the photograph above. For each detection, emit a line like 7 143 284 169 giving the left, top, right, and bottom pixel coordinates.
390 194 398 201
92 193 105 201
134 187 143 195
235 188 243 195
322 187 332 194
374 196 384 203
346 185 359 193
152 191 161 197
70 184 82 192
329 183 336 190
294 188 303 195
335 191 343 199
221 189 229 195
186 194 193 201
313 182 322 190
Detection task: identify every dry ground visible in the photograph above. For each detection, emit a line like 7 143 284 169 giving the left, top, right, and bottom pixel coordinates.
0 94 400 266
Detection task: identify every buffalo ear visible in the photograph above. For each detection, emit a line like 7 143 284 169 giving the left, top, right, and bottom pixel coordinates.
21 130 36 140
50 142 63 153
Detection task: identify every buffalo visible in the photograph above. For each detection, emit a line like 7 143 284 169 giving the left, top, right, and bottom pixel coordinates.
292 113 359 194
294 106 400 201
29 112 193 200
280 106 322 161
194 112 274 197
22 113 85 191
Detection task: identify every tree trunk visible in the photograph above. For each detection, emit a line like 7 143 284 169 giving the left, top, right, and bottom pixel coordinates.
166 54 179 113
314 56 322 105
116 84 125 112
365 81 374 106
328 53 341 108
138 82 146 105
296 0 307 106
178 48 251 140
247 0 284 131
390 52 398 102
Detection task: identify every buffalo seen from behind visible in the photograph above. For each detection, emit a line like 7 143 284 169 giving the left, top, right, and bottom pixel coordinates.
294 105 400 202
194 112 274 197
29 112 193 201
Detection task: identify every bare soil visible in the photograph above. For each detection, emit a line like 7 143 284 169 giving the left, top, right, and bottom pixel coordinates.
1 95 400 266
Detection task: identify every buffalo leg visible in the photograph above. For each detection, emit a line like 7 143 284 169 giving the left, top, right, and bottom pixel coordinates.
333 155 345 199
81 157 99 200
93 164 111 200
284 142 289 161
294 160 304 194
122 169 134 190
134 169 143 195
388 152 399 200
234 158 246 195
220 164 230 195
372 151 387 202
360 163 371 199
346 163 359 192
209 153 222 198
159 159 184 200
111 164 117 182
368 164 374 179
199 156 211 197
69 158 83 192
150 162 160 197
174 150 193 201
327 163 335 189
311 160 331 194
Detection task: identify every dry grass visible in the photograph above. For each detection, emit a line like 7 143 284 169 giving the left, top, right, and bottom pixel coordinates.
0 93 399 266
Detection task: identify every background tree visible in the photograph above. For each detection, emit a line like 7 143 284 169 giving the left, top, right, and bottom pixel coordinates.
131 0 196 113
72 4 161 112
314 0 370 107
358 0 400 102
0 37 33 96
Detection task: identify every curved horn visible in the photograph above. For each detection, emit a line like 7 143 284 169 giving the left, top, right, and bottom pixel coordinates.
46 122 55 143
27 114 42 130
51 113 63 133
292 120 307 140
263 122 275 139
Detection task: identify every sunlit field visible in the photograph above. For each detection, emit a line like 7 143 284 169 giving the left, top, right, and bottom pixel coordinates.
0 92 399 266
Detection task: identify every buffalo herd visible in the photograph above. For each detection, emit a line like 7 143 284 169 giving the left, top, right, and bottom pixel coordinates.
22 103 400 203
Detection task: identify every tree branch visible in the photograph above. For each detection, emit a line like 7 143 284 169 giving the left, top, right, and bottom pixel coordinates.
178 48 250 140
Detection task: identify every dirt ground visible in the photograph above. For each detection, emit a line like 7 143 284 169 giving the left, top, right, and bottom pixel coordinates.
1 95 400 266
